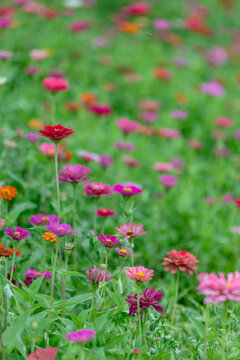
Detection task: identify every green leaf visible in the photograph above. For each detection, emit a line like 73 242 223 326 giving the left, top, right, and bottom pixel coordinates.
53 293 92 309
7 202 36 224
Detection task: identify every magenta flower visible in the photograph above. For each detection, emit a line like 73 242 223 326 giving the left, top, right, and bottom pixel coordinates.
5 227 31 241
98 234 121 248
69 21 90 32
159 174 178 189
43 77 69 93
29 214 59 226
113 184 143 197
154 162 173 172
200 81 225 97
98 155 113 168
97 208 115 217
86 268 113 285
65 329 96 343
116 247 131 257
140 111 158 123
153 19 171 30
83 182 114 197
125 287 163 315
47 223 76 237
27 347 58 360
24 269 52 286
116 118 139 134
162 250 199 277
116 223 147 239
89 103 112 116
197 272 240 304
58 164 91 184
26 133 41 143
126 266 154 282
114 141 135 151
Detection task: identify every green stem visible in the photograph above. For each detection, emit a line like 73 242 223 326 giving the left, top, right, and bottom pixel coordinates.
204 304 209 360
51 94 56 124
73 184 77 270
221 302 228 360
137 285 142 344
93 199 99 234
62 254 69 300
80 347 85 360
88 287 97 322
10 242 17 283
54 142 60 222
171 271 180 324
130 239 134 267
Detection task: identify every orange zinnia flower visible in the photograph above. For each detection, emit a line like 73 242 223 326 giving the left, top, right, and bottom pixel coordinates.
0 186 18 200
119 22 140 34
80 92 97 105
0 243 20 257
42 232 57 243
28 119 45 130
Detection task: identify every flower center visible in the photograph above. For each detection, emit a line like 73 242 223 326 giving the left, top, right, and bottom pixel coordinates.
127 230 133 235
123 187 132 192
120 249 127 254
14 232 20 236
136 272 145 277
36 272 42 275
57 227 63 230
142 296 146 301
225 282 232 288
106 239 112 242
102 209 108 213
42 216 49 224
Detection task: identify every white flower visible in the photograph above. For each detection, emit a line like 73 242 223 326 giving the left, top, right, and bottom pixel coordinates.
0 76 7 85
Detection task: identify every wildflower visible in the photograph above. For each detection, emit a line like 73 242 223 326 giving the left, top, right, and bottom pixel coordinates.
113 184 143 197
0 186 18 200
116 247 131 257
27 347 58 360
162 250 199 277
24 269 52 286
42 232 57 243
83 182 114 197
123 2 151 16
39 124 74 142
126 266 154 282
0 50 12 60
116 223 146 239
215 117 232 127
141 111 158 123
47 223 76 237
119 22 140 34
116 118 139 134
5 227 31 241
98 234 121 248
25 66 39 76
171 110 188 120
188 139 202 149
133 348 143 354
30 214 59 226
58 164 91 183
39 143 63 158
114 141 135 151
98 155 113 168
154 162 173 172
65 329 96 343
159 174 178 189
86 268 113 285
97 208 115 217
159 128 181 139
126 287 163 315
197 272 240 304
153 19 171 30
29 49 51 61
123 156 140 167
42 77 69 92
26 133 41 142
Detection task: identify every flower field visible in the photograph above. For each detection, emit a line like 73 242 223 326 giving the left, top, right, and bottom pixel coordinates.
1 0 240 359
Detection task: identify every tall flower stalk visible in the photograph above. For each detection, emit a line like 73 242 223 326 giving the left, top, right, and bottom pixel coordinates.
54 142 60 221
171 271 180 324
9 241 17 282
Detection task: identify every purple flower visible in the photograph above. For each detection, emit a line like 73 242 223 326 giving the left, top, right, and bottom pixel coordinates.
0 50 12 60
65 329 96 343
86 268 113 285
24 66 39 76
98 234 121 248
24 269 52 286
26 133 41 143
125 287 163 315
171 110 188 120
235 130 240 140
200 81 225 97
159 175 178 189
173 57 188 67
0 218 6 231
58 164 91 184
29 214 59 226
116 247 131 257
47 223 76 237
5 227 31 241
113 184 143 197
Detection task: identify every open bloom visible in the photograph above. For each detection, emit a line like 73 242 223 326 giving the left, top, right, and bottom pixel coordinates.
26 133 41 143
29 214 59 226
86 268 113 285
89 103 112 116
116 118 139 134
162 250 199 277
27 347 58 360
83 182 113 197
0 243 20 257
207 46 228 67
126 266 154 282
98 234 121 248
65 329 96 343
43 77 69 92
42 232 57 243
0 186 18 200
197 272 240 304
159 174 178 189
5 227 31 241
58 164 91 183
113 184 143 197
200 81 225 97
24 269 52 286
97 208 115 217
116 223 147 239
47 223 76 237
116 247 131 257
125 287 163 315
39 124 74 142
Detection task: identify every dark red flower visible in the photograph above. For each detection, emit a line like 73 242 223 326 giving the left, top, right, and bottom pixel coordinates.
39 124 74 142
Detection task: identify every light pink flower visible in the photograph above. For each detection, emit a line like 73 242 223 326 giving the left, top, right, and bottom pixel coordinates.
126 266 154 282
27 347 58 360
154 162 173 172
116 223 147 239
116 118 139 134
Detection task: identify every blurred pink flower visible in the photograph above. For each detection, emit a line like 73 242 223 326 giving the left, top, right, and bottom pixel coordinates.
207 46 228 67
159 174 178 189
27 347 58 360
200 81 225 97
83 182 113 197
39 143 63 158
116 118 139 134
154 162 173 172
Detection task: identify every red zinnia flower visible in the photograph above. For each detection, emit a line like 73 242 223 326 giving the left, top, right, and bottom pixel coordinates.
43 77 69 92
39 124 74 142
162 250 199 277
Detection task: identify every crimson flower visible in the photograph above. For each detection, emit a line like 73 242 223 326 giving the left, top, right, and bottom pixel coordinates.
39 124 74 142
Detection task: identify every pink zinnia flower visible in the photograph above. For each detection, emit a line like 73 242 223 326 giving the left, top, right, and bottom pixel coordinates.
30 49 50 61
140 111 158 123
197 272 240 304
27 347 58 360
26 133 41 143
29 214 59 226
215 117 232 127
58 164 91 183
171 110 188 120
113 184 143 197
114 141 135 151
97 234 121 248
160 128 181 139
116 247 131 257
0 218 6 230
86 268 113 285
126 266 154 282
123 2 151 16
97 208 115 217
123 156 140 167
153 19 171 31
5 227 31 241
200 81 225 97
97 155 113 168
65 329 96 343
39 143 63 158
47 223 76 237
116 223 147 239
42 77 69 93
24 269 52 286
116 118 139 134
162 250 199 277
83 182 113 197
206 46 228 67
69 21 90 32
154 162 173 172
159 174 178 189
